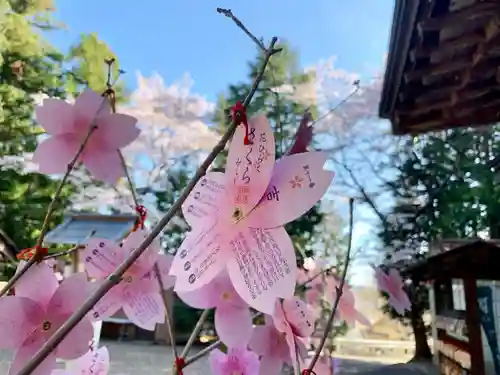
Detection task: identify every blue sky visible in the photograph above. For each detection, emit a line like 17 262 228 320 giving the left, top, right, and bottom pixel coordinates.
48 0 395 285
49 0 394 101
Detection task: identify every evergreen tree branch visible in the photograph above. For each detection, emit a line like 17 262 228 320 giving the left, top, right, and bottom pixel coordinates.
17 30 281 375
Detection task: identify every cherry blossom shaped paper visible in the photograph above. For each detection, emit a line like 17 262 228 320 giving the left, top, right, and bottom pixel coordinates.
273 297 313 373
249 315 307 375
209 347 260 375
33 89 140 183
373 266 411 315
54 346 110 375
83 230 168 330
325 280 370 327
0 272 93 375
177 269 252 348
171 114 334 314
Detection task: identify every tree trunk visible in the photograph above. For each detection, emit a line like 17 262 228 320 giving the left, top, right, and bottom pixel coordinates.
410 308 432 361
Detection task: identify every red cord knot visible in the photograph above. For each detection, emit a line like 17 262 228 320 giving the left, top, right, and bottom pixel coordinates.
174 357 185 375
302 370 316 375
17 246 48 262
134 205 147 231
231 101 252 145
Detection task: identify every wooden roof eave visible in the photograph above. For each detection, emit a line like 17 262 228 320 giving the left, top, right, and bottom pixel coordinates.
379 0 420 135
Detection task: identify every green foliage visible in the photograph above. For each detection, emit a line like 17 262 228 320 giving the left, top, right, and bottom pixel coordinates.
66 33 126 101
0 0 74 254
377 126 500 323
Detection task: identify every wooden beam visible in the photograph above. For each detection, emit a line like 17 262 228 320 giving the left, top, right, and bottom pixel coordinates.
419 3 499 31
409 33 483 61
404 57 470 82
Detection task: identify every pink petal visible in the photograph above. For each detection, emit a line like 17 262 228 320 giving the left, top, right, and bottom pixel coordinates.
35 99 75 135
83 238 123 279
90 281 124 321
156 253 176 290
225 114 276 219
282 297 314 337
214 306 252 348
182 171 225 228
248 325 272 355
46 273 92 316
390 292 411 315
259 356 283 375
388 268 404 288
373 266 389 292
95 113 139 149
247 152 333 228
9 332 57 375
208 348 227 375
15 261 58 309
82 149 124 184
176 283 218 309
172 227 227 293
45 313 93 360
74 89 111 123
273 300 289 333
122 230 159 276
33 135 81 175
170 220 219 276
122 289 165 330
354 310 371 327
0 296 44 349
226 226 296 315
236 348 260 375
91 346 110 374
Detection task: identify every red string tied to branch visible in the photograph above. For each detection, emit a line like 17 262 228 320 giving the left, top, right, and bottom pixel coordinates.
302 370 316 375
17 246 48 262
174 356 185 375
231 101 252 145
134 205 147 231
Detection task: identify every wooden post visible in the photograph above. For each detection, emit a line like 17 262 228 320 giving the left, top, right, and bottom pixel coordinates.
464 278 485 375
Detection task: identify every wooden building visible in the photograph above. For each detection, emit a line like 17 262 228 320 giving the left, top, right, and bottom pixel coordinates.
379 0 500 135
404 240 500 375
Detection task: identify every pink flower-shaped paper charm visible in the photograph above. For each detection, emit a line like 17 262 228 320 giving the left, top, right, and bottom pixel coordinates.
325 279 370 327
373 266 411 315
171 115 334 314
53 346 110 375
209 347 260 375
0 268 93 375
177 269 252 348
83 230 174 330
304 356 341 375
33 89 140 183
249 313 307 375
273 297 313 374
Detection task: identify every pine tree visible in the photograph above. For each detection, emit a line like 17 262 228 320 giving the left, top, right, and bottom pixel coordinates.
0 0 73 253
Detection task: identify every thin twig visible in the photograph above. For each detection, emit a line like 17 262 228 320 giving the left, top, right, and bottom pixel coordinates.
184 339 221 367
216 7 282 54
306 198 355 373
117 150 139 206
43 245 84 260
153 264 178 356
44 230 96 261
0 96 110 299
17 37 280 375
116 116 179 361
181 309 211 359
